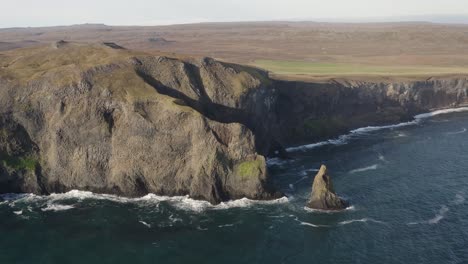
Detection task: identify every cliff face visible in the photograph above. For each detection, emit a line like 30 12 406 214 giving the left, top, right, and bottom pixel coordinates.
1 43 468 203
0 43 279 203
274 78 468 146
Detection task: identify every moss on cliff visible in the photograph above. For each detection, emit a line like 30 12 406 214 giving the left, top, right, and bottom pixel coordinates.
0 154 37 171
235 159 263 179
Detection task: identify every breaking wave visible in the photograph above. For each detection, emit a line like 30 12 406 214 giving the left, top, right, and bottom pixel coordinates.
0 190 289 213
287 107 468 152
41 204 75 212
303 205 355 214
139 221 151 228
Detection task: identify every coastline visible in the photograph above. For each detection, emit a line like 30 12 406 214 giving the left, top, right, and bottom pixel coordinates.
285 106 468 152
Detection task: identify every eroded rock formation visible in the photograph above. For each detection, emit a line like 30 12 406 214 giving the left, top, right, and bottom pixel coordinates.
307 165 348 210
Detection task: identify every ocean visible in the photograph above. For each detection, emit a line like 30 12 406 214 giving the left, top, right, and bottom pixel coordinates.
2 109 468 263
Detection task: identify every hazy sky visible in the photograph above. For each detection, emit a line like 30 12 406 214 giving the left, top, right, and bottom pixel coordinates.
2 0 468 28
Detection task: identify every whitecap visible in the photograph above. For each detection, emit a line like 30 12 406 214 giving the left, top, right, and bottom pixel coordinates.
41 204 74 212
349 164 378 174
218 224 235 228
139 221 151 228
299 221 322 228
446 128 467 135
338 218 387 226
13 210 23 215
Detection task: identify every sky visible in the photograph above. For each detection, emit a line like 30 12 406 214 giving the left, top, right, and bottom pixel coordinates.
1 0 468 28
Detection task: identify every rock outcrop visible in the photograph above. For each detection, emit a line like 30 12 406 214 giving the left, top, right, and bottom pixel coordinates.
0 43 280 203
307 165 348 210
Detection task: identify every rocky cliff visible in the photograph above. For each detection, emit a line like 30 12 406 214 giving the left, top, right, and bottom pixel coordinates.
1 42 468 203
0 42 280 203
274 78 468 147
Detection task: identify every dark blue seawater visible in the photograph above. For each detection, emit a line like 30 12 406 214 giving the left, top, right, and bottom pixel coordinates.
2 111 468 264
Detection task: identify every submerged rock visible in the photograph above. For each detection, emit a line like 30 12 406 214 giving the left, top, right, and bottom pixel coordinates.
307 165 348 210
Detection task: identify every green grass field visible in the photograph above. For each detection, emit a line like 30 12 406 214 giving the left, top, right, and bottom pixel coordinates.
253 60 468 77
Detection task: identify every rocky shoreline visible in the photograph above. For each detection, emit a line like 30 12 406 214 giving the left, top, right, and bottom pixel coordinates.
1 43 468 203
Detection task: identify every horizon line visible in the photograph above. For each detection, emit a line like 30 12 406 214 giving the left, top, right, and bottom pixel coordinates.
2 14 468 30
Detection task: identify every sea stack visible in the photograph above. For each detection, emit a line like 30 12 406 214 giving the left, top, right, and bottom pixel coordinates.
307 165 348 210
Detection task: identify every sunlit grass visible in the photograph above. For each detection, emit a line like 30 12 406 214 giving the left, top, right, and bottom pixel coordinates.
253 60 468 76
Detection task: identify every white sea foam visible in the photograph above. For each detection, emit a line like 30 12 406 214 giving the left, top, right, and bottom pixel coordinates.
218 224 235 228
13 210 23 215
299 221 322 228
1 190 289 213
266 158 293 166
214 197 289 211
294 216 330 228
378 153 387 162
41 204 74 212
394 132 408 138
286 106 468 152
139 221 151 228
349 164 379 174
292 176 308 185
414 107 468 119
408 205 449 225
453 193 465 205
338 218 387 226
303 205 355 214
286 134 350 152
446 128 467 135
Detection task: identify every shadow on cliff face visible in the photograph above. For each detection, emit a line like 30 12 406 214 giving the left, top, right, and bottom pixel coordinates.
272 79 468 147
0 114 45 194
133 57 284 157
135 69 250 127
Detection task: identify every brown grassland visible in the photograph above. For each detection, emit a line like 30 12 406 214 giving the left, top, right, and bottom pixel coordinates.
2 22 468 81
